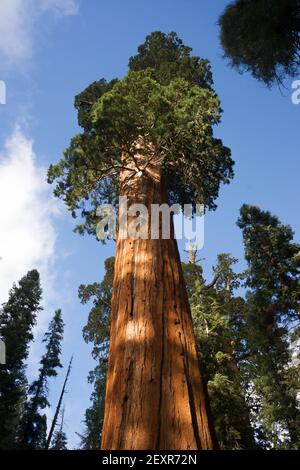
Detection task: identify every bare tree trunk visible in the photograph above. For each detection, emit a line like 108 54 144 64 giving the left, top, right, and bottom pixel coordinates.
101 150 218 450
46 356 72 450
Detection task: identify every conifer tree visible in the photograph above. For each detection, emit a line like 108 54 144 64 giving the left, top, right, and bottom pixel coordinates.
17 309 64 449
0 270 42 449
183 254 256 449
48 31 233 450
238 205 300 449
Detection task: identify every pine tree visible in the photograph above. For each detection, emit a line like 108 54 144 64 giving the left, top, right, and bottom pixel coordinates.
238 204 300 449
78 257 113 449
48 31 233 450
17 309 64 449
0 270 42 449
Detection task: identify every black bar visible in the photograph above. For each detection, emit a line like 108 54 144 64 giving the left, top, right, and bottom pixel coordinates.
0 450 299 466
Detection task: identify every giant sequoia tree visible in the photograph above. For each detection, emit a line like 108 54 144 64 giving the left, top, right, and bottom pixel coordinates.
219 0 300 85
48 32 233 450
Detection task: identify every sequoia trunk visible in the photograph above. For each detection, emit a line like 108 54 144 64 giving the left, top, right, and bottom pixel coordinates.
101 151 218 450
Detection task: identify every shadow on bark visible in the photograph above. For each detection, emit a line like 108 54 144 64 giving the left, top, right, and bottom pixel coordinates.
101 237 218 450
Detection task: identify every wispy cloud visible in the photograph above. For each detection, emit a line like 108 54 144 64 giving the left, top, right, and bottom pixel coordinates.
39 0 79 16
0 0 79 65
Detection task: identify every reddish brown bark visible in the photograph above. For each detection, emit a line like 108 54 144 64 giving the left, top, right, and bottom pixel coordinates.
101 151 218 450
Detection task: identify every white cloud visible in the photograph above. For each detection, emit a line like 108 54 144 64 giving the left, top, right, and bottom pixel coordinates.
0 127 59 305
0 0 31 63
0 0 79 64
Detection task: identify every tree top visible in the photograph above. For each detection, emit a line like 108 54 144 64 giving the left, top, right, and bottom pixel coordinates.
48 32 233 235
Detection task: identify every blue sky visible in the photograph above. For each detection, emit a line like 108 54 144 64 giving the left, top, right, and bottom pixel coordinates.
0 0 299 448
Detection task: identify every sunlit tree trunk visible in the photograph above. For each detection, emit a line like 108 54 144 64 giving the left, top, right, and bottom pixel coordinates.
101 148 218 450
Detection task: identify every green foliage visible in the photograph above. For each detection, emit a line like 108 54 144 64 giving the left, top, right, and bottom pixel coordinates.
48 32 233 235
40 309 64 378
50 409 68 450
183 208 300 449
183 254 256 449
0 270 42 449
78 257 114 449
219 0 300 85
238 205 300 449
238 204 300 320
75 78 119 133
17 309 64 449
128 31 213 88
50 428 68 450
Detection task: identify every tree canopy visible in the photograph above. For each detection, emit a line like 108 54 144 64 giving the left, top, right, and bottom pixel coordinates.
219 0 300 85
128 31 213 88
48 32 233 235
238 204 300 322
